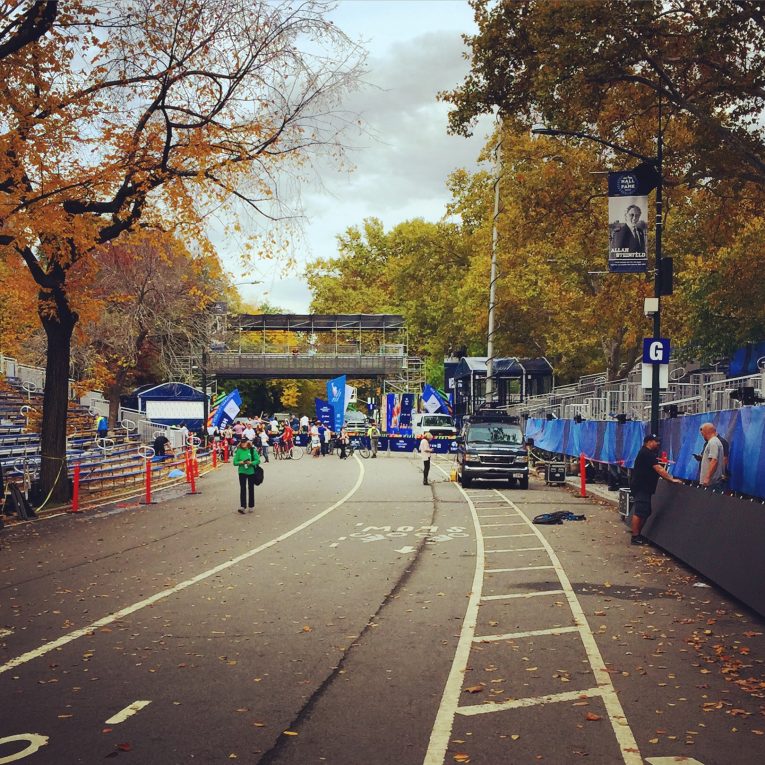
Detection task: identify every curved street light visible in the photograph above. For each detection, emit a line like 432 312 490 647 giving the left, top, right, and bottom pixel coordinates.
531 112 665 436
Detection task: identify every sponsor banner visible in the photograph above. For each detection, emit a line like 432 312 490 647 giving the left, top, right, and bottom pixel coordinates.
386 393 401 433
315 398 335 428
327 375 346 433
399 393 415 428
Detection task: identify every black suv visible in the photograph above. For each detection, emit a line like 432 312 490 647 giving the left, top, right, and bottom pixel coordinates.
456 412 529 489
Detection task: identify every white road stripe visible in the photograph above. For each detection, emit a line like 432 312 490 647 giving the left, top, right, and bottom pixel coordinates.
0 458 367 677
485 565 555 573
481 522 528 527
457 687 604 716
481 589 564 601
485 547 545 553
494 490 642 764
423 471 486 765
484 533 536 539
105 700 152 724
474 626 579 642
476 513 515 518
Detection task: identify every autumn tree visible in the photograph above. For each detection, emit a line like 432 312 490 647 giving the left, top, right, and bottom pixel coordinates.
79 231 224 424
443 0 765 187
0 0 363 500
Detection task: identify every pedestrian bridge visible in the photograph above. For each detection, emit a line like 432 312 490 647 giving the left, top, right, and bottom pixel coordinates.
209 351 408 379
210 313 417 381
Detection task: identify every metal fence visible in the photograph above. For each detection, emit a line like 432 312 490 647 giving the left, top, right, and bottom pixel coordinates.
506 362 765 423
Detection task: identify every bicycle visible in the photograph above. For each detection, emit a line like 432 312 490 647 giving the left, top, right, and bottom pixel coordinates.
284 441 303 460
346 436 370 458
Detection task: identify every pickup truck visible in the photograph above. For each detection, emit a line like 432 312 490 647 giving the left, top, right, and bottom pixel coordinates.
456 412 529 489
411 413 457 439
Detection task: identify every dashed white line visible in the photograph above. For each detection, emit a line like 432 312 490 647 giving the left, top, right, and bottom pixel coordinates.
105 700 152 724
485 546 545 554
457 687 604 716
474 626 579 642
481 589 564 601
485 565 555 573
484 533 536 539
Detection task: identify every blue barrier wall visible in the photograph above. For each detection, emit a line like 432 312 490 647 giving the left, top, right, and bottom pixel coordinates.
527 407 765 499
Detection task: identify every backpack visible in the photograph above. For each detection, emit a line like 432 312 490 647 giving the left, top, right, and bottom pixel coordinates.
533 510 586 525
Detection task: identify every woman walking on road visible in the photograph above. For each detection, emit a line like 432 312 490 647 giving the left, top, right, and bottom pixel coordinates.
233 438 261 514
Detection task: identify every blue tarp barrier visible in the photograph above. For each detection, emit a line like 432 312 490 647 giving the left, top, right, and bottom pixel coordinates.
527 406 765 499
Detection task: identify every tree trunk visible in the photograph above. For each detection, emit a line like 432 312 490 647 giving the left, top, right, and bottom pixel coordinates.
39 287 77 505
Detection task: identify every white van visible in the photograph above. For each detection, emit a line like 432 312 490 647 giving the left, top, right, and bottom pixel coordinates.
411 413 457 438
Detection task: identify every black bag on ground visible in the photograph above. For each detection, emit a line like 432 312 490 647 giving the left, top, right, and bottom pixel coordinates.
533 510 586 525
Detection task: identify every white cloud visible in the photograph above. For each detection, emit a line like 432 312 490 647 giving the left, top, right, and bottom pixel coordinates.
217 1 492 313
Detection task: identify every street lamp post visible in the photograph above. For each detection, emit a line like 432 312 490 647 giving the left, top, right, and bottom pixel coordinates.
532 110 665 435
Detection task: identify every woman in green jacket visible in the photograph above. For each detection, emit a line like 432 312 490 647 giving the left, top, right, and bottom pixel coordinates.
233 438 261 514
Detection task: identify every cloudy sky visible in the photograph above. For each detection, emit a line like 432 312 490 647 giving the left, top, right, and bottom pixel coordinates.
225 0 492 313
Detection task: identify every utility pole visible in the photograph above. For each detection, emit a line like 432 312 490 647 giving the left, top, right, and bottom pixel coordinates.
485 115 502 403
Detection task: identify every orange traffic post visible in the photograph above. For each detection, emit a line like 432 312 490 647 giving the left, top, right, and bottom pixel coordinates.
212 446 217 468
184 449 191 483
188 459 201 495
579 453 587 497
69 463 81 513
223 440 229 462
141 458 156 505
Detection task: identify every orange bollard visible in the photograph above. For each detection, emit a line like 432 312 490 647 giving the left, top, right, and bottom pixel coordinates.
212 446 218 468
188 459 200 495
223 440 229 462
144 458 154 504
579 453 587 497
184 449 191 482
69 463 81 513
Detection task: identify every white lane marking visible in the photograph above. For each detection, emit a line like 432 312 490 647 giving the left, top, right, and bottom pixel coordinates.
0 734 49 763
105 700 152 724
0 458 367 677
481 590 564 601
646 759 706 765
484 533 536 539
0 628 12 638
476 513 515 518
494 490 642 764
474 626 579 642
481 522 528 527
457 686 604 716
485 547 545 554
423 470 486 765
485 565 555 573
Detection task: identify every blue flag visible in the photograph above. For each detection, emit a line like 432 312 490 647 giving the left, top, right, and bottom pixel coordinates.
211 388 242 429
422 383 450 414
327 375 346 432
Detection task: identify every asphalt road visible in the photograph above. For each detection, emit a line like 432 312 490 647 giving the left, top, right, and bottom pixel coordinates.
1 451 764 765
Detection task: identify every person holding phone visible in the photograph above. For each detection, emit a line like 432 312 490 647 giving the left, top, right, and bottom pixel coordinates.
233 438 261 514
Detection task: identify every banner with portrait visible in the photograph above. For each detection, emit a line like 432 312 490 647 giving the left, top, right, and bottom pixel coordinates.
326 375 346 433
608 163 659 273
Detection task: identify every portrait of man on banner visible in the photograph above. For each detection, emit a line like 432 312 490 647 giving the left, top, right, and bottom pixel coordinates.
608 195 648 272
607 164 658 274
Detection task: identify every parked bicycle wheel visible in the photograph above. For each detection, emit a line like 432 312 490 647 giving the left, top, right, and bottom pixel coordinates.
288 444 303 460
357 444 370 458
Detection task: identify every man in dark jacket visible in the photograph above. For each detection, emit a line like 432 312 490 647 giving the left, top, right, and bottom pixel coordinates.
629 434 681 545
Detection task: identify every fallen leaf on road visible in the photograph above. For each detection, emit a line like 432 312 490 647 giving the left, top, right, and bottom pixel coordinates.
464 685 484 694
117 743 132 752
283 731 298 736
511 734 520 740
585 712 602 721
454 754 470 763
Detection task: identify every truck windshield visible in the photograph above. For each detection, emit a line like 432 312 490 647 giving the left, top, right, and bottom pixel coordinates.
467 425 523 444
423 416 453 427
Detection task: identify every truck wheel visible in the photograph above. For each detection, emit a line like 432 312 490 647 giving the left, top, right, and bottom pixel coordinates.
461 472 473 488
518 476 529 490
